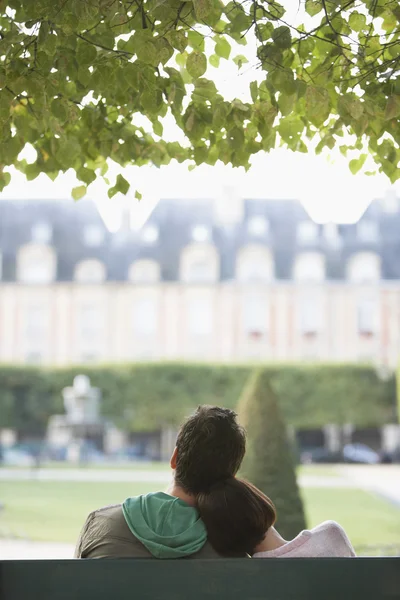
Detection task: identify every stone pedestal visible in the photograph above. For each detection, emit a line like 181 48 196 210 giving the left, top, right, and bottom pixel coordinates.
0 429 17 448
382 424 400 454
104 426 127 455
323 424 341 453
160 426 177 462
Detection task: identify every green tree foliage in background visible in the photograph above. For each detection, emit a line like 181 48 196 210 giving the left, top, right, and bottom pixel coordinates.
239 370 307 539
0 363 395 437
0 0 399 196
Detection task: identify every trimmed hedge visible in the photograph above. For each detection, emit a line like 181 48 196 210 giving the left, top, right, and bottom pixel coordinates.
240 370 307 538
0 363 396 438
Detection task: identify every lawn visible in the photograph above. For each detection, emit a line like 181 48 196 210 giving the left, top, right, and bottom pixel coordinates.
1 480 399 552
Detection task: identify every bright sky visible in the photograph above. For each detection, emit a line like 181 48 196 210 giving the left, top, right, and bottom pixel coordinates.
1 1 398 227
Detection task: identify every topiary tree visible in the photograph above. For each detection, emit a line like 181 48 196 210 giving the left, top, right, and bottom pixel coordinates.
239 369 307 540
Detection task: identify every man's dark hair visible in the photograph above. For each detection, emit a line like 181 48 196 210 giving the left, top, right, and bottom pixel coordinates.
174 405 246 494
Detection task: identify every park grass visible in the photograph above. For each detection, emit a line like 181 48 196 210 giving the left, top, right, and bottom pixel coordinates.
1 479 399 551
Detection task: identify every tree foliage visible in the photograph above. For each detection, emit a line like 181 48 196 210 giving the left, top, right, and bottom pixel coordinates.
0 363 395 437
239 370 307 539
0 0 399 194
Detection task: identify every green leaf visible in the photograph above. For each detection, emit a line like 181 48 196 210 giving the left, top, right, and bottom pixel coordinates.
51 99 68 122
187 52 207 78
233 54 249 68
349 154 367 174
153 37 174 65
193 0 213 20
250 81 258 102
72 185 87 201
25 163 41 181
215 37 231 60
0 171 11 192
167 30 188 53
188 31 205 52
77 166 96 185
108 174 130 198
385 95 400 120
272 26 291 49
305 0 322 16
305 86 331 126
153 120 163 136
135 190 142 200
77 43 98 66
349 12 367 32
209 54 220 68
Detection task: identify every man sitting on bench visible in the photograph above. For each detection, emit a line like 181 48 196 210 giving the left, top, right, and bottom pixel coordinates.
75 406 246 559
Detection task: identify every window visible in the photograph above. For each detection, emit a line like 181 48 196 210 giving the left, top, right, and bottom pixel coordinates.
297 221 319 244
247 216 269 237
357 220 379 243
78 305 103 341
347 252 380 282
242 293 268 339
0 250 2 280
181 244 219 283
132 297 158 336
17 244 56 284
25 306 48 340
75 259 106 283
293 252 325 281
191 225 211 243
357 297 379 335
141 225 159 245
32 222 52 244
236 245 274 282
323 223 342 247
129 260 160 283
298 293 323 335
187 295 213 337
83 225 105 247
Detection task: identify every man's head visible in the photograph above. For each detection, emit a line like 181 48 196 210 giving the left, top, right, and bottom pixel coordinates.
171 405 246 495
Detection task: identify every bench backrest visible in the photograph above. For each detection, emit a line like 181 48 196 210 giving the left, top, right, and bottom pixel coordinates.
1 558 399 600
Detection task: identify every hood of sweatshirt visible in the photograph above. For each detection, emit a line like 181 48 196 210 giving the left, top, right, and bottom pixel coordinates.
122 492 207 559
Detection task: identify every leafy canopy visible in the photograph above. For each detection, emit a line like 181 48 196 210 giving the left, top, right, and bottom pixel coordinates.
0 0 400 197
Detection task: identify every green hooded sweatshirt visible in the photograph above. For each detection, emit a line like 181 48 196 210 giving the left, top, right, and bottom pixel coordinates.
122 492 207 559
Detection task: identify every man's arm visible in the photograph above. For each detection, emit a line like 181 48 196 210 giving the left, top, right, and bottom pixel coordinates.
74 512 95 558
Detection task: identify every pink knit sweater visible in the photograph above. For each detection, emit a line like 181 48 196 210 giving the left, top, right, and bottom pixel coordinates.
253 521 356 558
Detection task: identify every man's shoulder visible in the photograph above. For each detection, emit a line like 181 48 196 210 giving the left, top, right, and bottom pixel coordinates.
88 503 124 521
75 503 151 559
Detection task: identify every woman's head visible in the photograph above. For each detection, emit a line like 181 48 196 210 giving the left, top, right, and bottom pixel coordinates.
196 478 276 557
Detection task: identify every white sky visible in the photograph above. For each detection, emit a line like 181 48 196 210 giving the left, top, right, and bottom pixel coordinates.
1 1 398 227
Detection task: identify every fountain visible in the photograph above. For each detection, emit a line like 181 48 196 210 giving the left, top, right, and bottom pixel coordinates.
47 375 106 464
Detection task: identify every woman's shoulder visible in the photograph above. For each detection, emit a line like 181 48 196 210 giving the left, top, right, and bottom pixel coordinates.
309 521 356 556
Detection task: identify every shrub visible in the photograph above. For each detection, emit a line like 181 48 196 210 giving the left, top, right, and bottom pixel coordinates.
239 370 307 539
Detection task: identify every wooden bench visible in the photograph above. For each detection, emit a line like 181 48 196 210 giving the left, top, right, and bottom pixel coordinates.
1 558 399 600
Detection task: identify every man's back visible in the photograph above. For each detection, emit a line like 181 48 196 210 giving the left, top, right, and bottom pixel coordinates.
75 500 220 559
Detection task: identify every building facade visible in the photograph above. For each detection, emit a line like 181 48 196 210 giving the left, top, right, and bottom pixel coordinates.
0 196 400 368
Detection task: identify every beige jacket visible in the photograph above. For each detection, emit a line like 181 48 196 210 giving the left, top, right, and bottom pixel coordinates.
75 504 221 559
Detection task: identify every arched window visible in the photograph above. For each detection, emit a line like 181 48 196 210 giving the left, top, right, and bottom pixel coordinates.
129 259 160 283
17 244 56 283
294 252 325 281
74 259 106 283
347 252 380 282
236 245 274 282
180 244 219 283
247 216 269 237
